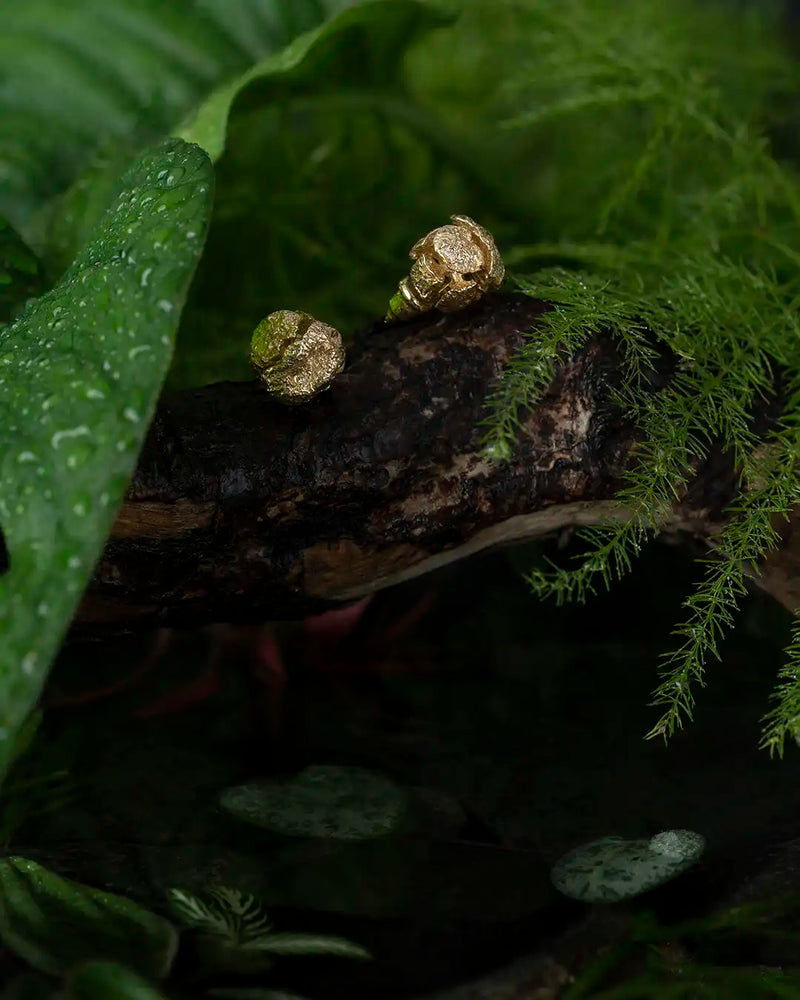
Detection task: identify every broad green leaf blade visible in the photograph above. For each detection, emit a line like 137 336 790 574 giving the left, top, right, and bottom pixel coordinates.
0 221 45 325
241 932 371 959
219 765 407 839
0 138 213 780
0 0 352 230
178 0 451 160
39 0 448 275
0 858 178 979
67 962 168 1000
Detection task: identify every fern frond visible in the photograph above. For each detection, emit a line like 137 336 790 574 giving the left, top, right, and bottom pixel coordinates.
761 617 800 758
646 455 797 740
527 519 651 605
167 888 237 941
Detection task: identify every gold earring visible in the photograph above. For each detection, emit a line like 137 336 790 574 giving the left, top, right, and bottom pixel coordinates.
250 310 345 404
386 214 504 322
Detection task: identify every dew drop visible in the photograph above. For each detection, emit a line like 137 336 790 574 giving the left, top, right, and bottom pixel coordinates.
51 425 90 449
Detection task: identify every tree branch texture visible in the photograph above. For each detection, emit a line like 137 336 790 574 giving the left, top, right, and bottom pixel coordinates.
75 293 799 631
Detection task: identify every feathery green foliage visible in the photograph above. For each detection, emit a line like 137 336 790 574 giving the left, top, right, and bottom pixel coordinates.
468 0 800 751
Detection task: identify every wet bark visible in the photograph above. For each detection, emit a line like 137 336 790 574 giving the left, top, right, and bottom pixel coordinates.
74 292 797 632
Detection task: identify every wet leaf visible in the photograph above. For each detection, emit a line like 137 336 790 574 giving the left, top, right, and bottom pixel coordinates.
240 932 371 959
0 138 213 781
0 858 178 979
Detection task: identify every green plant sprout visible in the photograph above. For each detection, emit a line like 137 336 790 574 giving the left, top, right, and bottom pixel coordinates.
167 885 371 976
0 857 370 997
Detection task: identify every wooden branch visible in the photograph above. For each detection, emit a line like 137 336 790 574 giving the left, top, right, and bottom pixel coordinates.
75 292 798 632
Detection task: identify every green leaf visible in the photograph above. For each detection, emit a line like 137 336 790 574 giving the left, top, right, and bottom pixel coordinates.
208 887 274 943
219 765 407 840
178 0 452 160
0 221 45 325
167 886 272 944
0 138 213 780
0 858 178 979
67 962 169 1000
240 932 371 959
0 0 353 230
167 887 239 940
38 0 449 279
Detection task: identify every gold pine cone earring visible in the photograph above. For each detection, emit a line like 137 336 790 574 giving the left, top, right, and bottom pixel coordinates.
386 214 504 322
250 310 345 404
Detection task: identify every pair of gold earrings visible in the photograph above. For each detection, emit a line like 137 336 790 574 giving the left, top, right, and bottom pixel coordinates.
250 215 504 404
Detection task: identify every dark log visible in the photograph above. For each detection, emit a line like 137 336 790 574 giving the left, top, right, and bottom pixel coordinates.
74 292 797 631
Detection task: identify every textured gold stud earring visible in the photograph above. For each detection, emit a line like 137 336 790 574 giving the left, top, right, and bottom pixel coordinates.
250 310 345 404
386 214 504 321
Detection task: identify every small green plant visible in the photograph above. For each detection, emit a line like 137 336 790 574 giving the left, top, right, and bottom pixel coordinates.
167 885 371 976
0 857 370 998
